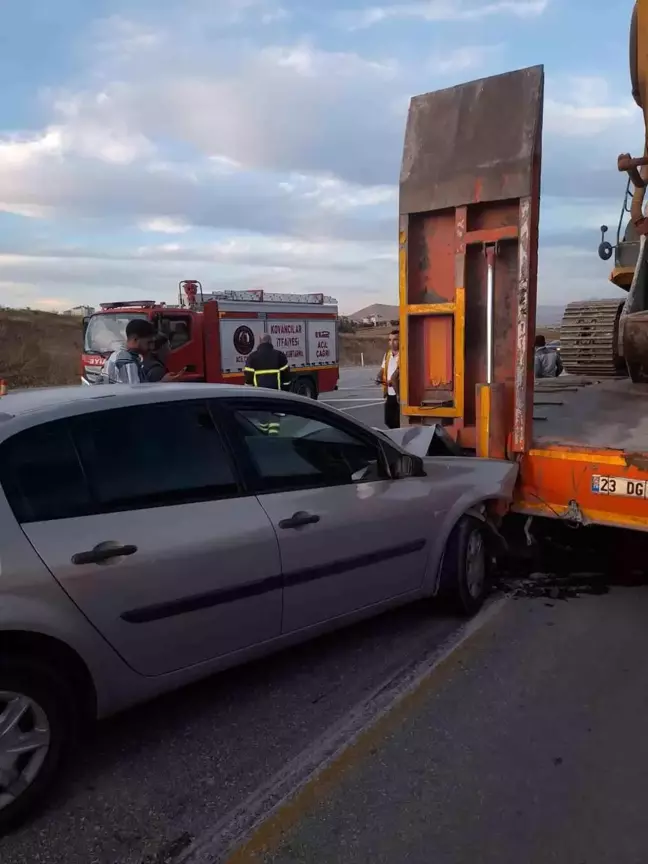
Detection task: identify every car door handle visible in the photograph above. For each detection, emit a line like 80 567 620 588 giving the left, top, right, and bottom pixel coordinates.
278 511 320 530
71 543 138 565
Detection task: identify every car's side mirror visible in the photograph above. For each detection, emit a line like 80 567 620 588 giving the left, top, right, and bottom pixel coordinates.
392 453 425 479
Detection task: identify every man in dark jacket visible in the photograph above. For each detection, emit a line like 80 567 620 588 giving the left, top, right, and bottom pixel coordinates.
244 335 292 390
142 333 171 382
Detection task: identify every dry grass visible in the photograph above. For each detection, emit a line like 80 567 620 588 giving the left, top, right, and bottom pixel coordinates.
0 309 82 389
339 334 386 366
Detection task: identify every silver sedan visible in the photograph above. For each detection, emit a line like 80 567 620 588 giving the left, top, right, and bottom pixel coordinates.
0 383 517 831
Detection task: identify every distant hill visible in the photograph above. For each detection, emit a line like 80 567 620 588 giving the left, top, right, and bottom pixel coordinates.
349 303 399 322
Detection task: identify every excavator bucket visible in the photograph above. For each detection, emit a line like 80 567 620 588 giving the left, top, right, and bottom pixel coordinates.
399 65 544 456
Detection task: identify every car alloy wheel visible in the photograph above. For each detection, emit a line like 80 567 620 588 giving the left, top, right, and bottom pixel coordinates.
0 691 51 813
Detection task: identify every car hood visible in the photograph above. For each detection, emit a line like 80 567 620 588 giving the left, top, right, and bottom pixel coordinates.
382 426 519 500
381 425 444 458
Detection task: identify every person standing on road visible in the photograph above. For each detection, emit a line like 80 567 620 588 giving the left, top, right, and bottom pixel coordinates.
376 329 400 429
534 334 563 379
244 334 292 391
100 319 156 384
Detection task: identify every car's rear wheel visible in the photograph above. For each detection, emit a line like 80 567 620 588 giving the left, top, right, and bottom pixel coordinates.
0 659 76 835
438 515 488 616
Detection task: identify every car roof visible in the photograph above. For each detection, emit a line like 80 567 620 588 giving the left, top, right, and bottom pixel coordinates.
0 383 303 423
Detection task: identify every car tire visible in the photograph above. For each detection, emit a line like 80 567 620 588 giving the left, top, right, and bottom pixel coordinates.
0 658 77 835
293 376 317 399
438 516 488 617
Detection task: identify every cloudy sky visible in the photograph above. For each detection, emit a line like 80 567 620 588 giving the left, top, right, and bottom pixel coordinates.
0 0 640 314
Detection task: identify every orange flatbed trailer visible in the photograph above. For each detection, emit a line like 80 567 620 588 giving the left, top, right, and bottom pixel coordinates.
399 65 648 533
518 377 648 532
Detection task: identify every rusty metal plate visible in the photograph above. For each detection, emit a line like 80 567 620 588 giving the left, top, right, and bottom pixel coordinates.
400 65 544 215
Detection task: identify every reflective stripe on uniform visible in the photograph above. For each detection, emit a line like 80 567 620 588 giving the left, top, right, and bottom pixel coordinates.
247 367 285 388
258 422 280 435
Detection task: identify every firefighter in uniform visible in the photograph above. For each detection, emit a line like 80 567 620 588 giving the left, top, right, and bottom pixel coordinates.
244 334 292 434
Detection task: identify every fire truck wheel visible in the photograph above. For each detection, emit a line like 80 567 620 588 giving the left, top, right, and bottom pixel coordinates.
293 377 317 399
437 516 487 617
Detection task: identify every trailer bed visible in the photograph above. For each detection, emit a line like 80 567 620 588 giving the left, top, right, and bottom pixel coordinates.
514 377 648 531
532 377 648 454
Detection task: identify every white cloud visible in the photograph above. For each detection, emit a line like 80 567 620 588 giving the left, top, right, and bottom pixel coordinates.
51 89 156 163
546 76 638 138
0 4 633 313
0 92 154 174
93 15 164 59
428 44 501 75
345 0 548 28
261 6 290 23
39 34 406 186
0 235 397 314
139 217 192 234
287 174 397 211
0 139 396 242
0 130 63 166
0 203 52 219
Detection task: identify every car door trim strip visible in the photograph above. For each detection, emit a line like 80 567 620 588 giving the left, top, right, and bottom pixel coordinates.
120 539 426 624
284 538 426 587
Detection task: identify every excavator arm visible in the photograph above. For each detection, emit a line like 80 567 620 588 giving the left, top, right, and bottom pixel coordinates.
622 0 648 235
560 0 648 380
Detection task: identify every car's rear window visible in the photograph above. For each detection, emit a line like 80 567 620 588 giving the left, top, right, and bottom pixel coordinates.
0 401 241 522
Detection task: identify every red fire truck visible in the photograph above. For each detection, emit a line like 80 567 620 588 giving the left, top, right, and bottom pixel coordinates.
81 281 339 397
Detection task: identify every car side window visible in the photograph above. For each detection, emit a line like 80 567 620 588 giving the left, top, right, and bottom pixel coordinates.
230 405 386 493
0 419 92 523
72 401 239 512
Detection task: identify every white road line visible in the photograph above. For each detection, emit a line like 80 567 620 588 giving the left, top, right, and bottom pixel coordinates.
321 397 382 403
338 401 384 412
179 597 509 864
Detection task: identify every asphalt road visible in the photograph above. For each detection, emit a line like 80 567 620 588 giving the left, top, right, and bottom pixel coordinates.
0 366 459 864
261 588 648 864
320 365 384 428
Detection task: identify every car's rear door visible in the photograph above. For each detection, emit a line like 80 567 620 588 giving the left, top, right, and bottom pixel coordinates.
217 398 434 635
0 399 282 676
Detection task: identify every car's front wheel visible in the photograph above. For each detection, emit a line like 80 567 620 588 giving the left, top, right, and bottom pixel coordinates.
438 515 488 616
0 658 76 835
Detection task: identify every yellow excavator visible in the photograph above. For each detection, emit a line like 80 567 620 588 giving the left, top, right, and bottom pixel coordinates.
561 0 648 381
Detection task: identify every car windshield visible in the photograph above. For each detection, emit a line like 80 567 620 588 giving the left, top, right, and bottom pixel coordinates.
84 313 148 354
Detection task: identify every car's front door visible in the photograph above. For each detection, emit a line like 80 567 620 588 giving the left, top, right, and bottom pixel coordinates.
220 399 434 634
0 399 282 676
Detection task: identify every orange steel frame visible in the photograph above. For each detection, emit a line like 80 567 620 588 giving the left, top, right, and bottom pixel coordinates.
515 446 648 532
399 198 537 458
399 66 648 533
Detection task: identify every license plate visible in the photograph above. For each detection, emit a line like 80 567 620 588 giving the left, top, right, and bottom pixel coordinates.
591 475 647 498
